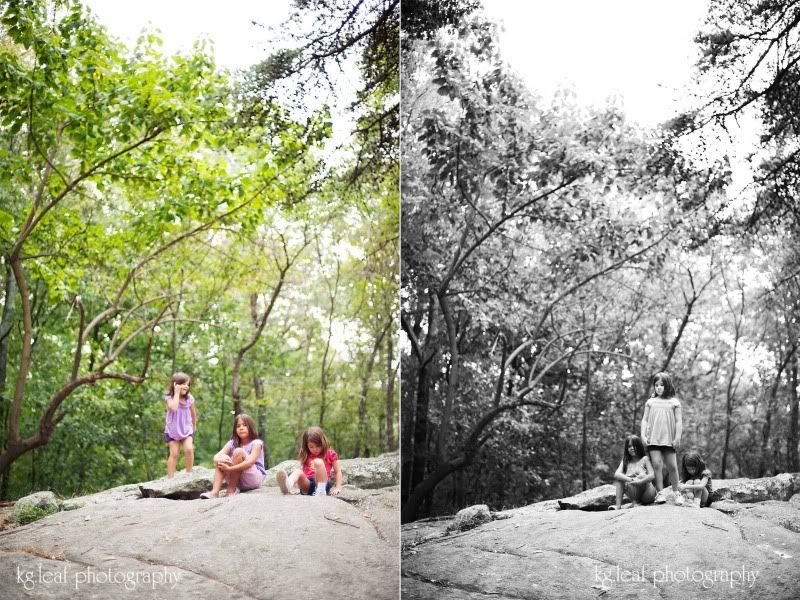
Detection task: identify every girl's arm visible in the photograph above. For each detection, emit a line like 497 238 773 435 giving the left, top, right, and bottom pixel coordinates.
682 476 709 491
213 443 233 465
640 402 651 444
166 395 179 412
613 460 631 483
673 401 683 448
331 459 343 495
190 403 197 432
634 457 655 485
225 441 262 473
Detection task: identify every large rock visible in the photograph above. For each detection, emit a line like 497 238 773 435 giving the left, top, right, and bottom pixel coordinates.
0 487 398 599
264 452 399 490
0 457 399 599
711 473 796 503
138 467 214 499
402 498 800 599
557 472 800 511
447 504 492 532
557 484 616 510
11 491 59 522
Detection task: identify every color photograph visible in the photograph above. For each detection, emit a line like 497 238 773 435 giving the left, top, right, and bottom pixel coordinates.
0 0 399 598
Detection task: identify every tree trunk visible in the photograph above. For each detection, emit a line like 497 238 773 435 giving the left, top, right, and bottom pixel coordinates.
402 456 468 523
254 375 271 468
356 324 388 457
581 354 591 491
0 264 17 499
385 334 397 451
789 361 799 472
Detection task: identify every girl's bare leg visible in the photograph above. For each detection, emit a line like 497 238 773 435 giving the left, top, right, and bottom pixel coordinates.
649 450 664 493
167 441 181 478
613 480 625 509
225 448 247 495
182 437 194 473
296 472 311 494
664 452 680 492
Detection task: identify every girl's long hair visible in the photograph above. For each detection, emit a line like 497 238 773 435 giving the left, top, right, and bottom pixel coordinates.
650 372 676 398
231 413 260 446
681 451 707 483
622 435 647 473
167 372 191 397
298 426 330 464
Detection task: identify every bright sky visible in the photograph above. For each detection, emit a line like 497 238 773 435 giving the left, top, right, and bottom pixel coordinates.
83 0 361 150
84 0 291 71
481 0 710 128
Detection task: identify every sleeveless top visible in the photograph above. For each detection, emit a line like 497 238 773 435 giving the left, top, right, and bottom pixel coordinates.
164 393 194 440
643 396 681 446
226 438 266 474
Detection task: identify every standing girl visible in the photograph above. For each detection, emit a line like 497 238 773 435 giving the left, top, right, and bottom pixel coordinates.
609 435 656 510
640 371 684 505
679 451 713 508
201 413 266 498
276 426 342 497
165 372 196 478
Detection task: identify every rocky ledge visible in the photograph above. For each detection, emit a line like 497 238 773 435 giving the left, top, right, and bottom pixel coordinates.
0 453 399 600
402 473 800 600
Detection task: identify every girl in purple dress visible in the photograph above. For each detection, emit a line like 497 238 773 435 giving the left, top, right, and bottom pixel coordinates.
201 414 266 498
164 372 196 478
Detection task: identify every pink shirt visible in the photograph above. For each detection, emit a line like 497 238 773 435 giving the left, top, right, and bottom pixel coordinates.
302 448 339 478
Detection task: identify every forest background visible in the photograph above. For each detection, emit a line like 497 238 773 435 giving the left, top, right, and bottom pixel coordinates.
401 0 800 522
0 0 399 501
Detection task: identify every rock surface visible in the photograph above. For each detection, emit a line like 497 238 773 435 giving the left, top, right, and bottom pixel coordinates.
0 456 400 599
10 491 59 522
138 467 214 499
447 504 492 532
402 479 800 599
264 452 400 490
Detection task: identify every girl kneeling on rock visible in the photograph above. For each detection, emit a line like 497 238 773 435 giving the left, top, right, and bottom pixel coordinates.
610 435 657 510
678 451 713 508
276 426 342 497
201 414 265 498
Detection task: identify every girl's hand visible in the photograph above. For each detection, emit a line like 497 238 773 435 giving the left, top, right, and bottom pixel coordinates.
217 463 230 472
331 485 342 496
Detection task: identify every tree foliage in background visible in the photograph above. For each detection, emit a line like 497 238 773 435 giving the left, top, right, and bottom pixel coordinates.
0 0 398 500
401 0 798 522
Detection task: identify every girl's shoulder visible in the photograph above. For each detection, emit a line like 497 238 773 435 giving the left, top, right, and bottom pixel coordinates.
702 467 712 478
327 447 339 461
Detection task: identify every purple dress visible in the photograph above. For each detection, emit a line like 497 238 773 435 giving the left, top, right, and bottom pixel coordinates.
227 438 266 475
164 393 194 442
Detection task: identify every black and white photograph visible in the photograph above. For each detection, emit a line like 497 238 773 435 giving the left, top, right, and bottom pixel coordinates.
400 0 800 598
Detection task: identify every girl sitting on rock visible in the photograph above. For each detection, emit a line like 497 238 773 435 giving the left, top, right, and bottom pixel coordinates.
610 435 656 510
678 451 713 508
200 414 265 498
276 426 342 497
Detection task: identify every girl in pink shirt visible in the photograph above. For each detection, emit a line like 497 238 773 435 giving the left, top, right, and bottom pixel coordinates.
277 426 342 497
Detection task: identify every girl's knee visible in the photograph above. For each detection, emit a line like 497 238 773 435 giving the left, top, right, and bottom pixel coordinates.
232 448 247 462
168 445 180 458
312 458 324 469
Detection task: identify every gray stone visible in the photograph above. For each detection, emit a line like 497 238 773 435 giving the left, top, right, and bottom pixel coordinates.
1 480 398 599
710 472 796 503
402 498 800 599
264 452 399 490
137 467 214 499
447 504 492 532
557 483 616 510
11 491 59 522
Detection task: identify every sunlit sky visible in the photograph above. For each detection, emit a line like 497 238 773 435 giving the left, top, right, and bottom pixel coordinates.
84 0 291 70
84 0 360 149
481 0 710 128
